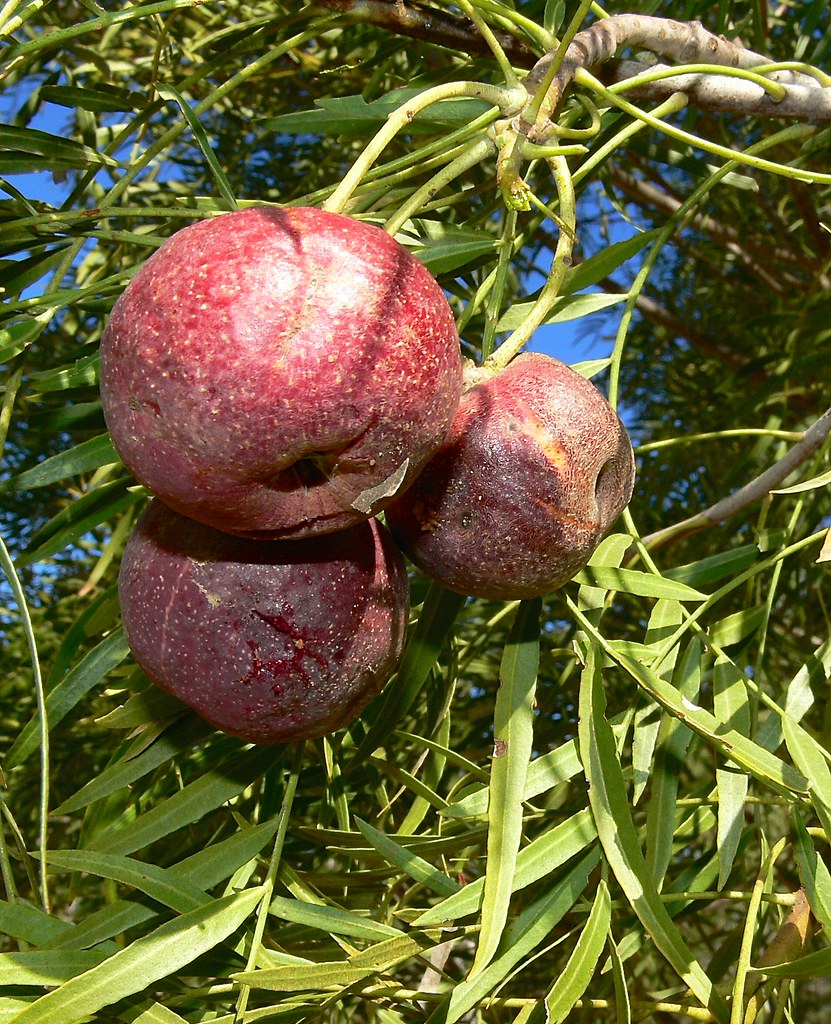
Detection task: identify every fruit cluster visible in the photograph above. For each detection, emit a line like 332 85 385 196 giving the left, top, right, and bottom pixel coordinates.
102 206 635 744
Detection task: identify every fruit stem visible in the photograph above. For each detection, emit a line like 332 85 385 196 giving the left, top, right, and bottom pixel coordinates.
383 135 497 237
487 154 577 371
323 81 526 216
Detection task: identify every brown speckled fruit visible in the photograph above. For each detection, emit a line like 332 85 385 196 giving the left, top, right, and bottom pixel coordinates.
100 206 462 539
118 500 409 744
385 353 635 600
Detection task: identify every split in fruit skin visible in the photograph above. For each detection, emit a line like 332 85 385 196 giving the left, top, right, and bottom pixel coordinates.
99 205 463 541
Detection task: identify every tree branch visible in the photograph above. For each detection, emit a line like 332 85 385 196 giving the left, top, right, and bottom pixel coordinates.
311 0 538 66
317 4 831 127
605 58 831 125
640 406 831 552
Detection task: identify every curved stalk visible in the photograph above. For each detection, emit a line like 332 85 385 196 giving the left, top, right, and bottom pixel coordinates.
488 154 576 370
324 81 525 215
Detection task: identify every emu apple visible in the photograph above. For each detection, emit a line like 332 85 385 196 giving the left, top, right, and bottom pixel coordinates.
100 206 462 539
119 500 409 744
385 353 635 600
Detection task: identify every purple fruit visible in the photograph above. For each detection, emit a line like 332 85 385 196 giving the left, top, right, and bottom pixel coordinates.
100 206 462 539
386 353 636 600
119 500 409 743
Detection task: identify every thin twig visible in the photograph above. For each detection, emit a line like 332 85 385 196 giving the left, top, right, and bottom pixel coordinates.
641 406 831 551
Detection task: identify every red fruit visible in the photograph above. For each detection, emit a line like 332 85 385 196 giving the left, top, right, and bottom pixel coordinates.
385 353 636 600
118 500 409 744
100 206 462 539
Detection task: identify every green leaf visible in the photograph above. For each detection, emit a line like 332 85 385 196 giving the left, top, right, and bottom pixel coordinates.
354 818 459 897
572 566 707 602
561 230 660 293
782 716 831 838
44 819 283 952
28 352 100 391
708 605 767 647
87 744 283 855
413 809 597 926
578 643 729 1023
53 716 208 815
663 545 759 587
40 84 140 111
793 810 831 935
544 880 611 1024
42 849 212 914
18 478 143 567
11 887 265 1024
5 629 130 768
157 84 237 211
263 89 493 135
0 902 73 947
496 292 626 332
267 895 400 941
424 851 600 1024
4 434 119 492
470 598 541 976
772 466 831 494
0 124 119 167
748 945 831 979
0 952 109 987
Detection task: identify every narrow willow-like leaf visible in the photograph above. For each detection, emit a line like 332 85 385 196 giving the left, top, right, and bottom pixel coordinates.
424 851 600 1024
43 819 282 952
267 895 400 941
748 946 831 979
42 850 211 914
0 902 72 947
446 713 630 819
792 810 831 934
0 952 109 986
87 744 281 855
759 637 831 751
157 84 237 211
11 887 264 1024
354 818 459 897
662 545 759 587
633 601 683 804
644 637 701 888
544 880 611 1024
413 809 597 926
3 433 119 492
713 657 750 889
5 629 130 768
18 479 143 567
235 931 432 991
708 605 766 648
496 292 625 331
470 598 541 977
27 352 100 392
53 716 208 815
578 643 729 1023
782 716 831 838
130 1003 191 1024
350 583 465 765
573 566 706 601
606 646 808 797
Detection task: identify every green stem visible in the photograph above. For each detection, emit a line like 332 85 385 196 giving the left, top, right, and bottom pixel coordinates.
614 62 789 101
482 208 519 362
578 68 831 185
383 136 496 237
636 429 803 453
523 0 595 126
456 0 520 90
488 154 576 370
324 81 524 215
